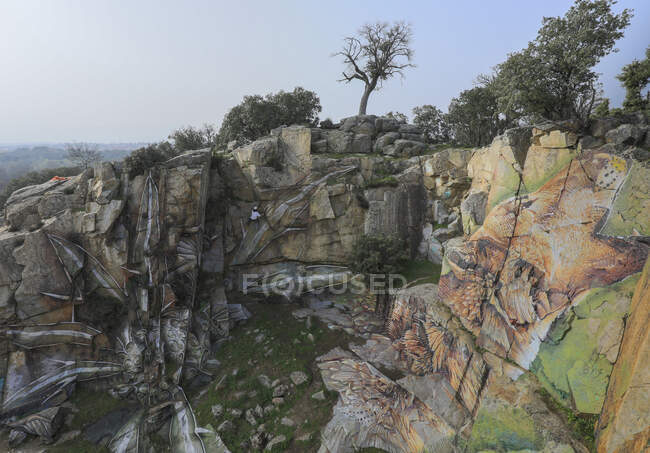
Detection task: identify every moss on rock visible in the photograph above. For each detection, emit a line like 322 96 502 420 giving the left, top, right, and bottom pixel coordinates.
531 274 640 414
468 404 543 452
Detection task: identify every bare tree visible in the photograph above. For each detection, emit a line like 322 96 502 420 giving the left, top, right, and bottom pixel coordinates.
65 143 102 169
335 21 415 115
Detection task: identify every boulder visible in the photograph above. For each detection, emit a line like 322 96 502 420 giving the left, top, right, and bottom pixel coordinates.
289 371 309 386
309 184 335 220
324 130 353 154
536 129 578 148
605 123 645 146
6 196 41 230
590 117 621 138
383 139 426 157
373 132 400 153
351 133 372 154
460 191 488 235
374 117 400 133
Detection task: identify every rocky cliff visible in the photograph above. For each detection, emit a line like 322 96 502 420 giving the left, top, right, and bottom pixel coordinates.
0 113 648 452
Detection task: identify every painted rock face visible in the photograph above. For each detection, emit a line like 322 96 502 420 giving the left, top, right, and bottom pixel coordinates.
439 149 648 369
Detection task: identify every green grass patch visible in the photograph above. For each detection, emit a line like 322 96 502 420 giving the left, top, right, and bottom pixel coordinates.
65 387 131 431
418 143 471 156
364 176 399 188
401 260 442 285
189 300 359 453
535 387 598 452
44 386 130 452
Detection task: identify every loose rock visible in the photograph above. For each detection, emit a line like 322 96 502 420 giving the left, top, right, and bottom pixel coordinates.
290 371 309 386
265 434 286 451
211 404 223 418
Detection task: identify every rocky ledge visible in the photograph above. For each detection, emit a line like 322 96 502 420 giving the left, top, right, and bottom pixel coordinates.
0 114 648 452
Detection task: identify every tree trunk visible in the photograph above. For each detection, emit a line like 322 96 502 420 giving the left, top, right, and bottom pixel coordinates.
358 86 371 115
358 79 377 115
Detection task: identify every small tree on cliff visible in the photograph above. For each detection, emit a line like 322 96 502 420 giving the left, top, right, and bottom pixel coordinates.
335 21 415 115
169 124 217 151
412 105 450 144
350 234 408 319
446 86 506 147
617 46 650 113
65 143 102 169
385 111 408 123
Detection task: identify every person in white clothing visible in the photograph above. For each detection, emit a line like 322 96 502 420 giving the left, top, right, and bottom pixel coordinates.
249 206 261 223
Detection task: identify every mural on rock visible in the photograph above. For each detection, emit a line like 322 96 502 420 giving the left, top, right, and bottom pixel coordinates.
0 151 244 451
0 114 648 452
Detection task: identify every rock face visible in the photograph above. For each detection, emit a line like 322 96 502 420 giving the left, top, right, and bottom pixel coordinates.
222 118 469 298
596 257 650 453
315 117 649 452
434 120 647 450
0 114 648 451
317 347 457 453
0 151 240 449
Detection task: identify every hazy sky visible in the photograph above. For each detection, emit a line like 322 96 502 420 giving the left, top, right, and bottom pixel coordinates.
1 0 648 143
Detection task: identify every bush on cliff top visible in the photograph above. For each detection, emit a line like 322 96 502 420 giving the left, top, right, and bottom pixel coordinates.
217 87 321 148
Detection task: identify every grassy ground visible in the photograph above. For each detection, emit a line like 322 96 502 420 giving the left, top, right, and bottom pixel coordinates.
29 284 428 453
402 259 442 286
28 292 372 453
189 300 363 452
45 386 131 453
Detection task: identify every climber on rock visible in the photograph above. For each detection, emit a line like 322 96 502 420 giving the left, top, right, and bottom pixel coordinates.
249 206 261 223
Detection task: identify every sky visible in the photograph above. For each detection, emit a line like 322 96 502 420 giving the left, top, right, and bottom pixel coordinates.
1 0 648 143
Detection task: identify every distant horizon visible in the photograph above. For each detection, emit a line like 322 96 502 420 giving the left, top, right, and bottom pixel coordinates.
2 0 648 143
0 142 151 153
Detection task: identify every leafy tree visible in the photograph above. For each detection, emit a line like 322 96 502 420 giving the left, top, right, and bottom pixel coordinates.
446 86 507 147
0 166 81 208
617 46 650 113
412 105 450 143
592 98 610 118
335 21 415 115
218 87 321 147
123 141 176 176
271 88 322 127
493 0 632 123
65 143 102 169
385 111 408 123
319 118 336 129
170 124 217 151
350 234 408 318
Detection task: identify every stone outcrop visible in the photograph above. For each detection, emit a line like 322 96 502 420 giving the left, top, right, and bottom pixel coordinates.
310 115 428 157
221 119 470 298
315 116 649 452
1 113 648 451
596 256 650 453
0 150 243 450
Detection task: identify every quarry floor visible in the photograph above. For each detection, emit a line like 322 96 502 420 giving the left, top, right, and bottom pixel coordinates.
2 260 440 453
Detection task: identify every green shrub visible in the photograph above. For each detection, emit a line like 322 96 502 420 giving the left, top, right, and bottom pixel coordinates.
364 176 399 188
123 142 177 176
